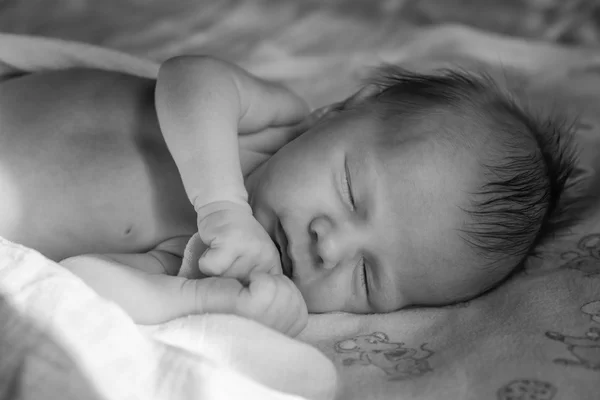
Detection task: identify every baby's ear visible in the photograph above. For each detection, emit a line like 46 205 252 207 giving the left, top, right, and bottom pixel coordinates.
343 84 382 108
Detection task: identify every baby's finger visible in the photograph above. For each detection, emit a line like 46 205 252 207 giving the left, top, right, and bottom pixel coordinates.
257 244 283 275
259 275 297 334
283 279 308 337
219 244 281 280
236 273 278 316
220 256 258 281
260 275 306 336
197 246 239 276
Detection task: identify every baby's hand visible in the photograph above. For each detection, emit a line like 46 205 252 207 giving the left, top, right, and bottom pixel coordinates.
195 201 282 279
236 272 308 336
196 273 307 336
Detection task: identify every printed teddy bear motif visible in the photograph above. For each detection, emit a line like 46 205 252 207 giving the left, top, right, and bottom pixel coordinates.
581 300 600 324
496 379 556 400
545 327 600 371
560 234 600 277
334 332 434 380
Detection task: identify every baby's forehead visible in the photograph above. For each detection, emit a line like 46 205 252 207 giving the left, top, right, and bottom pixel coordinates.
319 101 484 185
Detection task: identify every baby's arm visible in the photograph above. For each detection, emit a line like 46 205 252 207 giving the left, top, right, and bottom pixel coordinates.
156 57 252 213
155 56 308 278
60 253 307 336
61 252 202 324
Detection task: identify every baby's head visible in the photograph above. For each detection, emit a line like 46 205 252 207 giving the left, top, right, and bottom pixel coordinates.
247 65 576 313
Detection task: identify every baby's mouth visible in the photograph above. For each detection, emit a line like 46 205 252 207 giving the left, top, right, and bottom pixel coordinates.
275 219 294 279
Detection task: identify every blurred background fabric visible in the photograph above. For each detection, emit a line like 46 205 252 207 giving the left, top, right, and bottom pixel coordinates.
3 0 600 109
2 0 600 65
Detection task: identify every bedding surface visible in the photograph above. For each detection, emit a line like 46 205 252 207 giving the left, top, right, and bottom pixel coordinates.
1 1 600 399
1 26 600 399
3 0 600 53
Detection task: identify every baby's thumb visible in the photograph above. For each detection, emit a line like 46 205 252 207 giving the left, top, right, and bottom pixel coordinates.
197 247 235 276
179 233 206 279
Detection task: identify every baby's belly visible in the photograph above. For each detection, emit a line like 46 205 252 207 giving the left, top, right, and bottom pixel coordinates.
0 69 196 260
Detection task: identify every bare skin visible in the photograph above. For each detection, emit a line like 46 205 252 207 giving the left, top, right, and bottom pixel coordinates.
0 69 192 259
0 65 312 336
0 68 283 260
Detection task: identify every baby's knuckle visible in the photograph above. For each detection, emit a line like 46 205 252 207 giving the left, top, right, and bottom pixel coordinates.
262 245 278 259
207 254 228 270
198 265 216 277
234 290 257 316
220 229 239 243
264 255 277 267
197 259 216 274
246 242 262 256
251 278 278 305
250 274 275 293
196 217 211 233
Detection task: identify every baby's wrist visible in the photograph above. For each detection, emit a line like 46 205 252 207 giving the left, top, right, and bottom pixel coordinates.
195 199 252 220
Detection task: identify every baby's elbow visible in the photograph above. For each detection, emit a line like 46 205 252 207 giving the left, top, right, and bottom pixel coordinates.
156 55 222 106
159 55 190 76
158 55 222 81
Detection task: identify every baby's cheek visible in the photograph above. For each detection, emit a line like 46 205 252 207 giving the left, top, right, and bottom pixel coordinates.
293 278 346 313
436 260 504 305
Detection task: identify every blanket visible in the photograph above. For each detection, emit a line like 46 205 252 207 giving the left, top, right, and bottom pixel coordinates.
1 22 600 400
0 238 330 400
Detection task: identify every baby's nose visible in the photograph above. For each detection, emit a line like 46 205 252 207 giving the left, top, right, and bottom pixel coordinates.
310 216 357 270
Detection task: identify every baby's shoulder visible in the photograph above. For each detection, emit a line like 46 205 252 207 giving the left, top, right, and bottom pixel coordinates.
238 123 304 177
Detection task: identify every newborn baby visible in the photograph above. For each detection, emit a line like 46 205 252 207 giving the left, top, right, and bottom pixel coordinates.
0 57 574 336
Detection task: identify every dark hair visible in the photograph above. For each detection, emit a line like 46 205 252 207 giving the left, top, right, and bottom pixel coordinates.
360 65 579 277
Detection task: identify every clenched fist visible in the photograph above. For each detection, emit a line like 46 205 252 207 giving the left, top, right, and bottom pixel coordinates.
189 272 308 337
194 200 282 280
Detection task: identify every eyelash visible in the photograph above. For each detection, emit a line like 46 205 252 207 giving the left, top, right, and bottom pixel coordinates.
344 161 356 211
331 102 345 112
359 257 368 293
344 163 368 293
